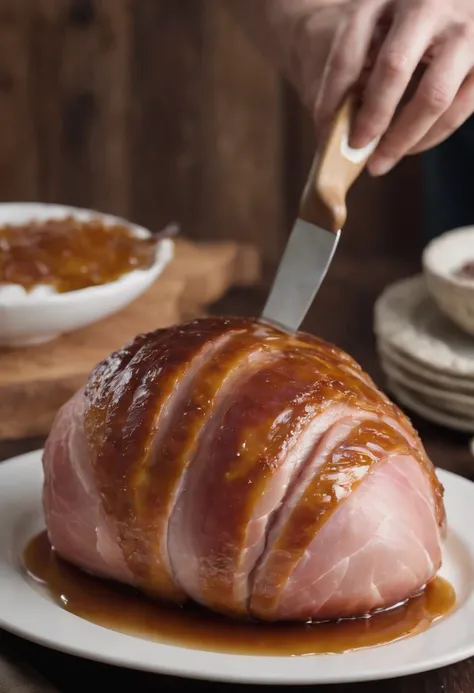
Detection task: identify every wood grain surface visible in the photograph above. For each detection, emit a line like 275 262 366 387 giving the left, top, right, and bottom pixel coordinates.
0 239 260 440
0 0 421 268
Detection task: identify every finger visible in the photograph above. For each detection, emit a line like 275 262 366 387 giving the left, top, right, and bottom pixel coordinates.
408 71 474 154
351 5 437 148
314 0 388 131
368 35 473 176
365 18 391 69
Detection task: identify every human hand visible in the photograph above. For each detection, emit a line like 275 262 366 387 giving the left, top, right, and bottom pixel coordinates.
227 0 474 175
307 0 474 176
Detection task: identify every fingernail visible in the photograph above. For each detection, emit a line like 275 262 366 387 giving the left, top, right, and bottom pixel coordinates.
350 130 371 149
368 157 393 176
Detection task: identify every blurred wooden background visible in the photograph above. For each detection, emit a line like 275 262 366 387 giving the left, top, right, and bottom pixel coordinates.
2 0 471 489
0 0 422 274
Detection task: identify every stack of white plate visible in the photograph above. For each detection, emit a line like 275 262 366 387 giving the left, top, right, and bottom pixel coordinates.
374 275 474 433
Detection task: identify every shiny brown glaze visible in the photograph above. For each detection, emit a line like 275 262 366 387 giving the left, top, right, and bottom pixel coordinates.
190 351 397 617
183 354 338 617
0 216 158 293
23 531 456 656
83 317 445 611
85 318 254 601
250 420 420 619
289 338 444 526
139 327 281 597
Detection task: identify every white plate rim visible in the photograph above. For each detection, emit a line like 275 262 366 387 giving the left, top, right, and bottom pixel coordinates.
377 339 474 393
374 274 474 377
0 449 474 686
380 354 474 408
388 380 474 434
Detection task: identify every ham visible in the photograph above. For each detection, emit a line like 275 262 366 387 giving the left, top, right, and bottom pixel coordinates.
42 317 444 622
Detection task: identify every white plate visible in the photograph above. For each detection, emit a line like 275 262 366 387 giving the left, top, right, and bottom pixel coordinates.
374 275 474 377
387 380 474 434
380 358 474 419
1 450 474 685
377 339 474 394
380 356 474 412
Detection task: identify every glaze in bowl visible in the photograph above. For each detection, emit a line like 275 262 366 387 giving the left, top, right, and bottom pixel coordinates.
0 203 174 347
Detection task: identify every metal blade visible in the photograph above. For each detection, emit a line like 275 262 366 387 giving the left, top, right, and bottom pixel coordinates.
261 219 340 333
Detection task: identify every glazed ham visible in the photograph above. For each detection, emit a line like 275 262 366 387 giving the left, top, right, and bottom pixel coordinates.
42 317 445 622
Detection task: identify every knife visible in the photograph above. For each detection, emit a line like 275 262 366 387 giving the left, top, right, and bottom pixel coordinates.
261 95 378 333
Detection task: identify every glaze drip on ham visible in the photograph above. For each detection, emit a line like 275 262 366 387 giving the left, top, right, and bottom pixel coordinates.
42 317 444 622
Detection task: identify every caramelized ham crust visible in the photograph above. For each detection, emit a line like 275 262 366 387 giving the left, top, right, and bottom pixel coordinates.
42 317 445 622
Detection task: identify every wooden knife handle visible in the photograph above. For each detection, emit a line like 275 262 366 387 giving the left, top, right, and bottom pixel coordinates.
299 95 378 233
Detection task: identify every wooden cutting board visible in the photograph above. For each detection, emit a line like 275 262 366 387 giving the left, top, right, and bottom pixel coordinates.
0 239 261 441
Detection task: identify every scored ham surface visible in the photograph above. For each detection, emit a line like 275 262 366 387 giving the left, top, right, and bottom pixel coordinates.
42 316 445 622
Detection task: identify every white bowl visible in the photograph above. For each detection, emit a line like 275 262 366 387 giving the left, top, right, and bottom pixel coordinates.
0 203 174 347
422 226 474 337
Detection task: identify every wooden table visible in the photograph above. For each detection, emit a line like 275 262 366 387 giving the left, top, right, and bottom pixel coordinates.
1 256 473 692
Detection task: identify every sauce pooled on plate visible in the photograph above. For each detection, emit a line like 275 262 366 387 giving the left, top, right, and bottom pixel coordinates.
23 532 456 657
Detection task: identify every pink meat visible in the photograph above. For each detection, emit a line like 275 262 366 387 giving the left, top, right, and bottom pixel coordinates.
257 455 441 621
169 403 373 614
249 415 442 621
42 390 133 585
41 317 445 623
